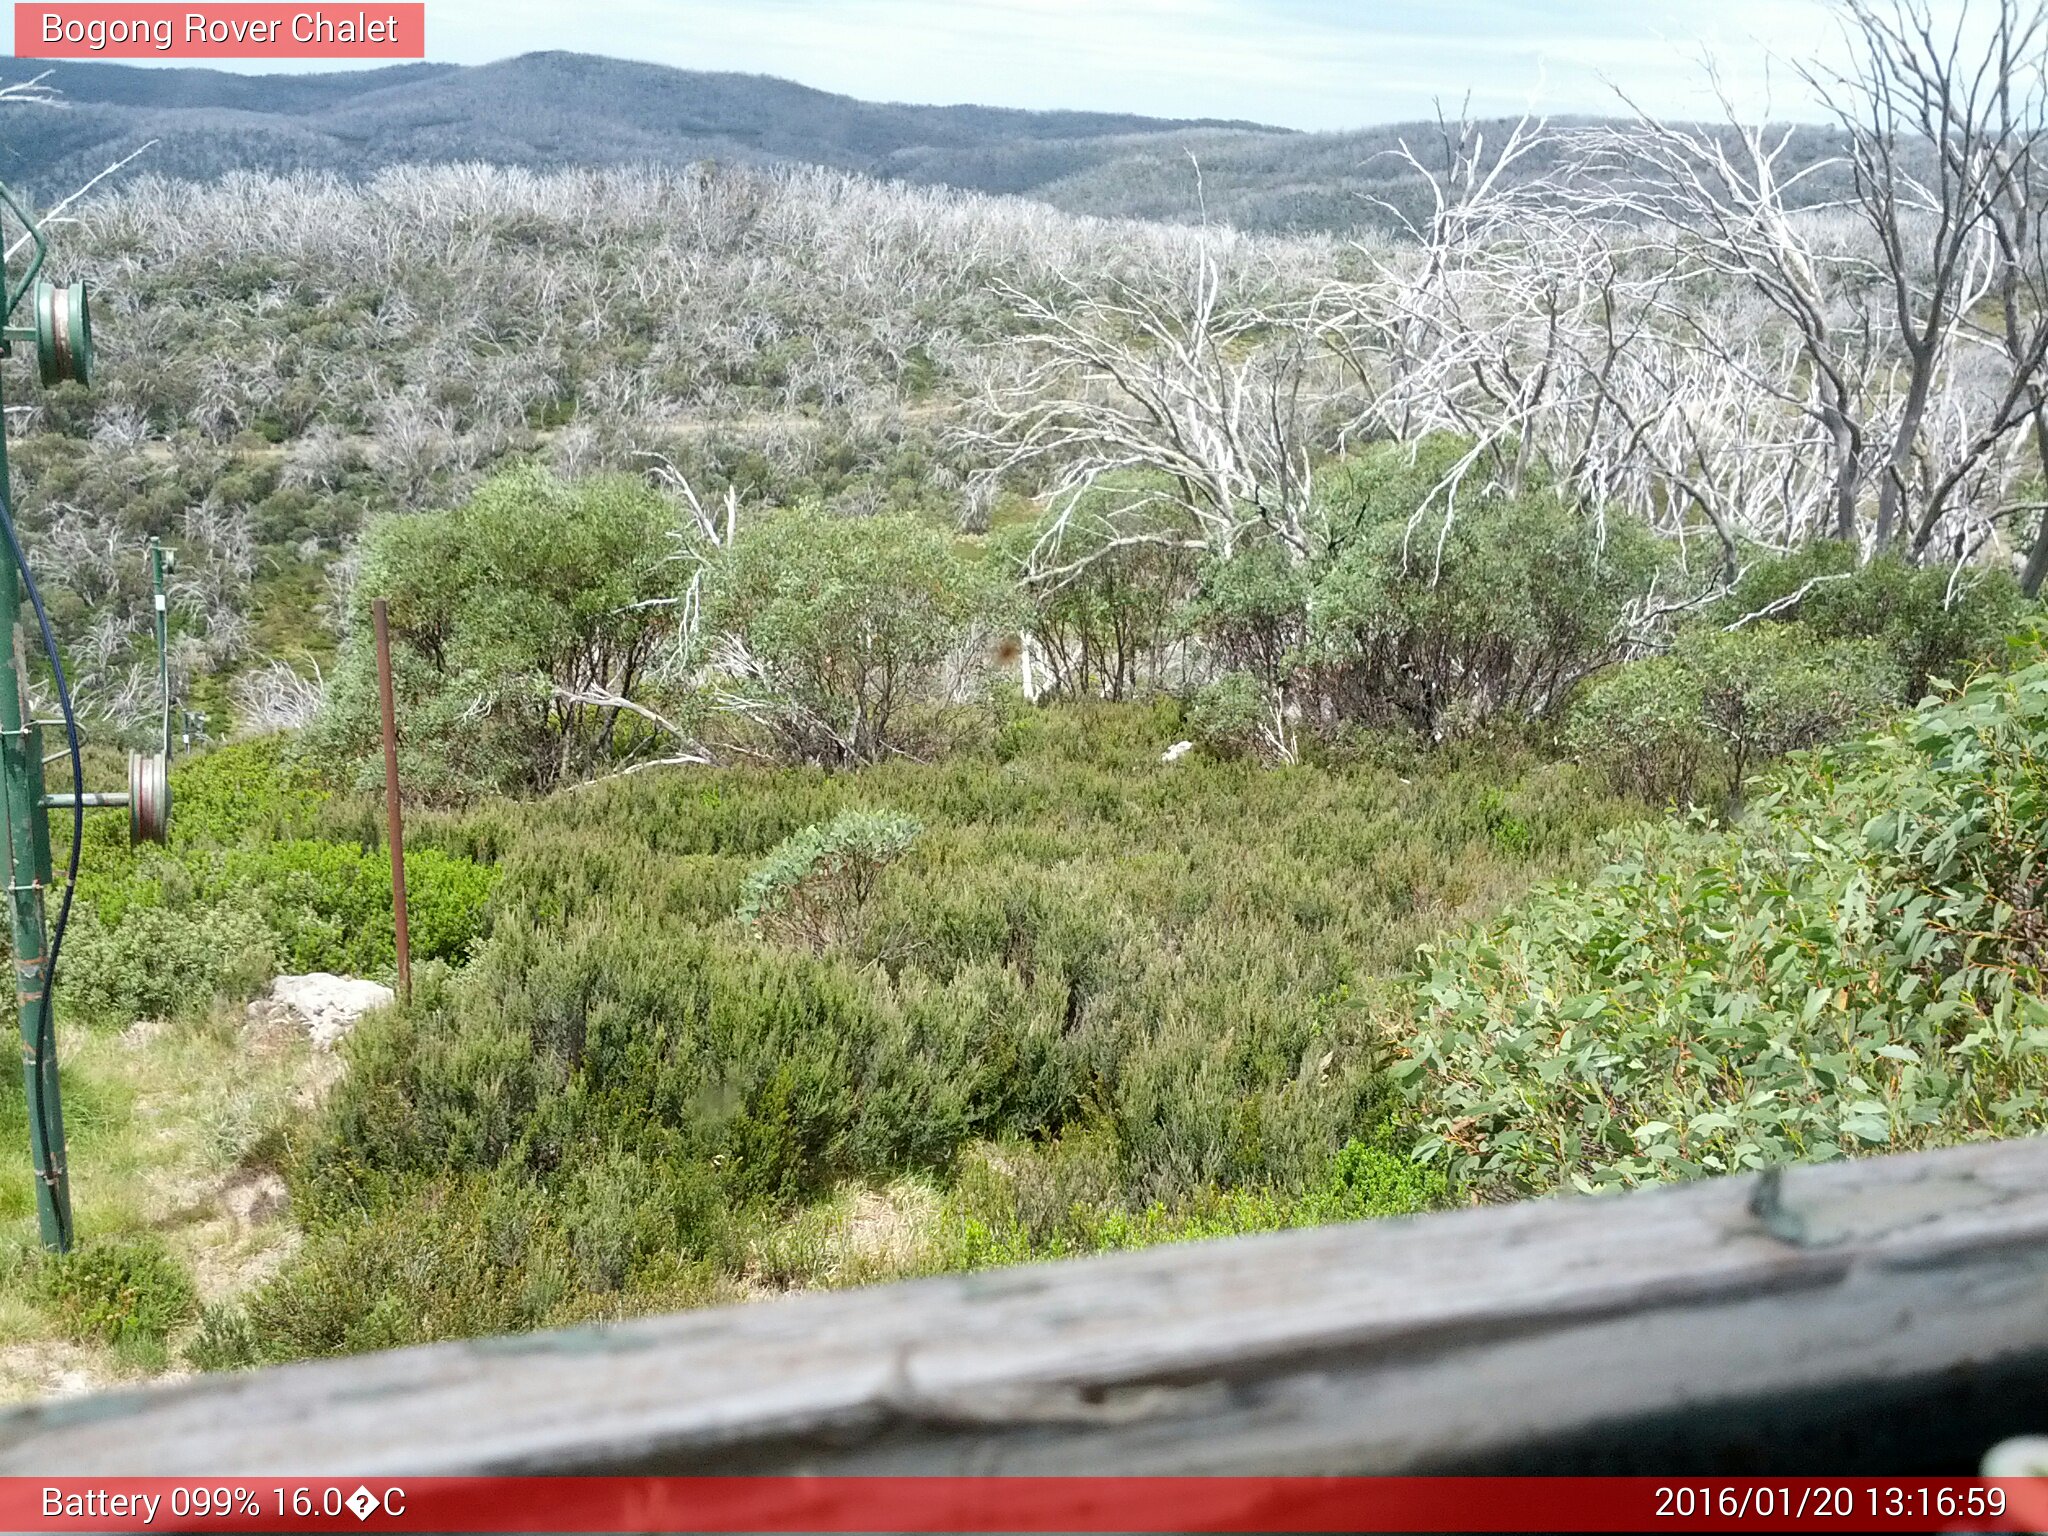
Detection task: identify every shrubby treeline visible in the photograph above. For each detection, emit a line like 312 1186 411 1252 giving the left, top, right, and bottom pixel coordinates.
16 0 2048 762
308 446 2027 801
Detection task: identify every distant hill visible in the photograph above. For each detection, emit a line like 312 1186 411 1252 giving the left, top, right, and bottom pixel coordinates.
0 53 1284 198
0 52 1856 233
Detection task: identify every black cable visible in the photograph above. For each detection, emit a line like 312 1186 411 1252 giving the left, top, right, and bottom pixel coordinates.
0 490 80 1250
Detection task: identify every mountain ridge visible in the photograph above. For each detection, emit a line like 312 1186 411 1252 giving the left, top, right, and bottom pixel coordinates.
0 51 1853 233
2 51 1289 188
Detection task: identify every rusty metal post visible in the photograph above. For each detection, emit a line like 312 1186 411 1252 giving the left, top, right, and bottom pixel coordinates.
372 599 411 1005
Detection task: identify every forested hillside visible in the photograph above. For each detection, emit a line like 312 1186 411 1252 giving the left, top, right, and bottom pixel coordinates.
1 53 1870 234
1 54 1285 217
0 5 2044 1396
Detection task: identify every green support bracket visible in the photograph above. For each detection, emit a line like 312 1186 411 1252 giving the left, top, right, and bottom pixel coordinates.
27 726 51 892
0 180 128 1253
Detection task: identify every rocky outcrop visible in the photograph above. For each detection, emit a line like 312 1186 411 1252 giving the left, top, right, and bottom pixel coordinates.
245 973 395 1051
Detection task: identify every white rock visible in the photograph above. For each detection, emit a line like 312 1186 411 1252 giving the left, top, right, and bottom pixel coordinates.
259 972 396 1051
1161 740 1195 763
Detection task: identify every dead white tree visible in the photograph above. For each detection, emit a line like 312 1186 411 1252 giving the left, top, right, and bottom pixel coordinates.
1346 6 2048 593
968 242 1330 578
1567 83 1883 555
232 657 326 733
965 238 1338 763
1801 0 2048 558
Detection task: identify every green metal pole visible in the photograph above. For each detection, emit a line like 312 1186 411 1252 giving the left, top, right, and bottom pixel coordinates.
0 245 71 1253
150 538 169 759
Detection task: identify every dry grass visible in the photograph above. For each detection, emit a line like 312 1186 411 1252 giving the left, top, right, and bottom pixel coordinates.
0 1000 330 1401
744 1178 949 1292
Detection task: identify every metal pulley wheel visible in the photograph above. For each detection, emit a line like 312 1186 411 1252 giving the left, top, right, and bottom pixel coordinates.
34 278 91 388
127 751 168 845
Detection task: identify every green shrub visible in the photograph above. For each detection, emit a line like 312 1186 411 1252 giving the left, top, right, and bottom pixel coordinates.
312 469 691 798
223 1162 734 1365
63 901 277 1024
1566 655 1707 806
166 737 326 847
38 1236 197 1348
1182 543 1311 706
184 1303 260 1372
938 1132 1446 1263
1301 1136 1448 1221
738 810 921 953
996 473 1198 702
1710 544 2031 699
700 505 1007 764
1185 671 1277 758
1680 626 1901 808
64 742 498 1020
1400 652 2048 1201
1570 623 1902 812
1305 439 1665 737
220 841 497 973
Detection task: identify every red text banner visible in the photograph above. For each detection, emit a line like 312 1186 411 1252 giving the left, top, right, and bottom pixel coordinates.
4 1477 2047 1533
13 5 424 58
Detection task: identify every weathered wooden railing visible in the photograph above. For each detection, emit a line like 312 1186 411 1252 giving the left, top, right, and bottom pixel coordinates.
2 1137 2044 1475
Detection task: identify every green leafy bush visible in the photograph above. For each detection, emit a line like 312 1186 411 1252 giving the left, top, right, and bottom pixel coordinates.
1400 652 2048 1201
1565 655 1707 806
1305 439 1665 737
38 1236 197 1348
63 901 276 1023
220 842 497 974
1570 623 1902 811
738 810 921 952
938 1132 1447 1264
1683 626 1901 806
1710 544 2031 699
700 505 1006 764
63 742 497 1022
996 474 1197 702
199 1162 734 1367
164 737 326 847
1185 671 1278 758
1301 1136 1449 1221
312 469 690 798
1182 543 1312 706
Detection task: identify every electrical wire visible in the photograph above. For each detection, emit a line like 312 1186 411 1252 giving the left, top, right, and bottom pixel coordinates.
0 486 79 1250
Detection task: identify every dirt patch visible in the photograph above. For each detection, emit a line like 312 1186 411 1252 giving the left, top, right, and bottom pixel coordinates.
0 1339 122 1402
222 1169 290 1228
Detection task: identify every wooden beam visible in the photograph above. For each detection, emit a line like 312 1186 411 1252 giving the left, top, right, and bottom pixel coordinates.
3 1138 2046 1474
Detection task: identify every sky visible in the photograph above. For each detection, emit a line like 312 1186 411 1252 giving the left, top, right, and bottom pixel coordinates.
4 0 1871 130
